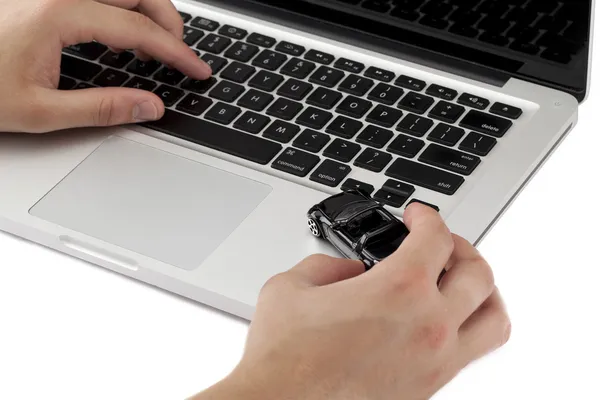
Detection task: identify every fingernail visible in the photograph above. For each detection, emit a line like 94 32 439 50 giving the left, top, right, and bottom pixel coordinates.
133 101 159 122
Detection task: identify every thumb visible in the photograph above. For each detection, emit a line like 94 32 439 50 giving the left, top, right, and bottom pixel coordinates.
287 254 365 287
33 87 165 132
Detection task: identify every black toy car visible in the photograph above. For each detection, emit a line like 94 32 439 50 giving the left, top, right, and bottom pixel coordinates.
307 189 409 269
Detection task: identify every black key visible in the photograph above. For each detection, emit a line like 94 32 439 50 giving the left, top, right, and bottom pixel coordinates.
93 69 129 87
341 179 375 196
179 12 192 23
368 83 404 105
277 79 313 101
275 41 305 56
460 110 512 137
201 54 228 74
395 75 426 91
143 110 282 165
306 87 343 110
323 139 361 163
247 33 277 48
334 58 365 73
154 67 185 85
310 160 352 188
154 85 185 107
419 144 481 175
336 96 373 119
233 111 271 134
428 124 466 147
64 42 107 60
366 105 403 128
326 116 363 139
181 77 217 94
339 75 374 96
426 84 458 101
183 27 205 46
429 101 466 124
248 70 284 92
398 92 435 114
309 67 345 88
266 98 304 120
396 114 434 137
458 93 490 110
364 67 395 82
58 76 77 90
459 132 497 156
407 199 440 212
220 62 256 83
99 51 135 69
281 58 316 79
297 107 333 130
388 135 425 158
374 190 408 208
191 17 220 31
197 34 232 54
252 50 288 71
383 180 416 198
263 120 301 143
224 42 259 63
60 54 103 81
209 81 245 102
490 102 523 120
356 125 394 149
272 148 320 177
385 158 464 195
126 59 161 77
74 82 95 90
354 148 392 173
205 102 242 125
293 129 330 153
124 76 157 91
176 94 213 116
305 50 335 65
238 89 274 111
219 25 248 40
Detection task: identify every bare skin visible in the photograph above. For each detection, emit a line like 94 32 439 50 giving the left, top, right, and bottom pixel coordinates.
0 2 511 399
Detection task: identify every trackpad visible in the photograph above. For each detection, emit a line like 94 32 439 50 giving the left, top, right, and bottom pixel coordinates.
30 136 272 270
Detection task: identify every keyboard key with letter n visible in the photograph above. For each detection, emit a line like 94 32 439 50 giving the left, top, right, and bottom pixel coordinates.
141 110 282 165
460 110 513 137
385 158 464 195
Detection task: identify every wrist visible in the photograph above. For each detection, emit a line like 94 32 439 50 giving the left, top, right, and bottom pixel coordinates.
189 368 290 400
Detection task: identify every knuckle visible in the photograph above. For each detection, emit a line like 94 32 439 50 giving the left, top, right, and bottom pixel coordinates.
475 259 495 292
302 253 333 266
261 272 288 292
414 318 453 351
388 265 432 295
94 97 116 126
131 12 154 31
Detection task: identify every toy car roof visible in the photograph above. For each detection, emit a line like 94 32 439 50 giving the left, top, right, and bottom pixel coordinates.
313 189 381 222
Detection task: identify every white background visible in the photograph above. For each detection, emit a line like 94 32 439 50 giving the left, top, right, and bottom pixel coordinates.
2 21 600 400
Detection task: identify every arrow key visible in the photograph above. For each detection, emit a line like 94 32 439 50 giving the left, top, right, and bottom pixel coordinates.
341 179 375 196
374 189 408 208
383 179 415 198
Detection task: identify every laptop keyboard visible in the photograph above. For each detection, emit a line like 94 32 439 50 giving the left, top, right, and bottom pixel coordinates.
59 9 524 212
331 0 587 64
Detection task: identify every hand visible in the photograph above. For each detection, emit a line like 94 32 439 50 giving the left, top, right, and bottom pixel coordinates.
193 204 511 400
0 0 211 133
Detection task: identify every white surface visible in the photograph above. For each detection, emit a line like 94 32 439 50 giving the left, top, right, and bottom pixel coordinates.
2 33 600 400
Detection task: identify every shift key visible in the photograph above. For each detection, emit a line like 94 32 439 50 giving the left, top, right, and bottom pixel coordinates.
460 110 512 137
385 158 464 195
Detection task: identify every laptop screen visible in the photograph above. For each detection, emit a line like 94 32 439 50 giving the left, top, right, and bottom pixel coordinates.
230 0 592 101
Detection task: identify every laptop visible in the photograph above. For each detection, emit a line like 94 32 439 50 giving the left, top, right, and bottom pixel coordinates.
0 0 593 319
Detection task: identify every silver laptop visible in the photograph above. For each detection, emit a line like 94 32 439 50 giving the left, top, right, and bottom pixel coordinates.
0 0 593 319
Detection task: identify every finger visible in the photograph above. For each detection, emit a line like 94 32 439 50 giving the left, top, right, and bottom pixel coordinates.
31 87 164 132
287 254 365 287
96 0 184 38
65 2 211 79
457 288 511 365
371 203 454 282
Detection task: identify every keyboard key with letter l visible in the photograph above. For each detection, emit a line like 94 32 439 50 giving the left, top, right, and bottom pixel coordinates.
61 55 103 81
458 93 490 110
460 110 513 137
142 110 282 165
419 144 481 176
272 148 320 177
490 102 523 119
326 116 363 139
342 179 375 196
386 158 464 195
426 84 458 101
310 160 352 188
354 148 392 173
374 190 408 208
334 58 365 73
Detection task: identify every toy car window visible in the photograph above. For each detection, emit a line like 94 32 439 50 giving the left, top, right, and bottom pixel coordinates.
343 209 390 241
364 224 410 260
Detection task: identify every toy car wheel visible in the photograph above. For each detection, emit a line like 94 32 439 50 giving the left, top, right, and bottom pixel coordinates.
307 218 322 238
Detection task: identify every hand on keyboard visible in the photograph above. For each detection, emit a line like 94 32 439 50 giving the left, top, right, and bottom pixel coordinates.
0 0 211 133
191 204 511 400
